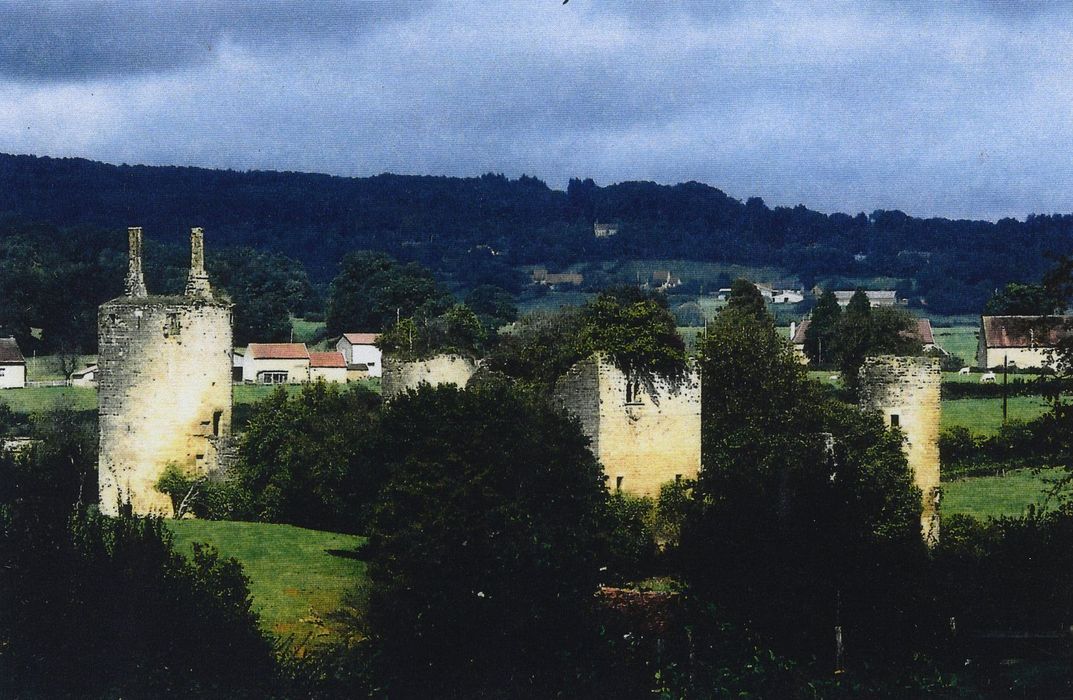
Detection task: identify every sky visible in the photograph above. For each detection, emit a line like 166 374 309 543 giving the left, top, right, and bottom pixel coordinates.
0 0 1070 221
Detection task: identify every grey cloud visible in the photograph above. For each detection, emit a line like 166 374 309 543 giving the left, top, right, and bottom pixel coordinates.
0 0 424 81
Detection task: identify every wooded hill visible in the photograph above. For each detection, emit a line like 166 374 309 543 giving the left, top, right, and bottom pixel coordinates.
1 152 1071 313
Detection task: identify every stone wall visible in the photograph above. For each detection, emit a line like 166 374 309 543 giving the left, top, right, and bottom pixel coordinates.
858 355 941 543
381 354 478 399
556 355 701 497
98 297 233 516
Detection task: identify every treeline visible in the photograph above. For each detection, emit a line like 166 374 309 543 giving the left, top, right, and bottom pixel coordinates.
0 217 318 353
2 153 1073 313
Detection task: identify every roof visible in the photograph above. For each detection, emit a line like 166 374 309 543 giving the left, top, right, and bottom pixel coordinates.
342 332 380 346
70 364 97 378
247 343 309 360
791 318 935 345
981 315 1073 348
834 290 897 302
0 337 25 364
309 351 347 368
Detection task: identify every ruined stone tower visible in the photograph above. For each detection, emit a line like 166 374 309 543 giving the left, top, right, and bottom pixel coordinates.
858 355 941 543
555 354 702 497
98 227 233 516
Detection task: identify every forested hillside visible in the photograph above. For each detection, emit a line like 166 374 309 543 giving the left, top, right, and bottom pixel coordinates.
1 152 1072 313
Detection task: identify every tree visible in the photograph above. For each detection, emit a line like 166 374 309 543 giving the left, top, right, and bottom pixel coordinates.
804 289 841 364
233 382 383 531
464 284 518 331
325 252 451 335
578 289 687 384
984 282 1063 316
835 289 873 387
687 306 930 664
354 383 609 696
725 277 769 323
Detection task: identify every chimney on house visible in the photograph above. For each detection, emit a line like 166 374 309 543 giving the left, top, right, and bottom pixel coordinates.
125 226 147 298
184 227 212 299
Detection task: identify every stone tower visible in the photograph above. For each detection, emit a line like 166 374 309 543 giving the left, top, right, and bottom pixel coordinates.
98 227 233 516
858 355 941 543
555 354 701 497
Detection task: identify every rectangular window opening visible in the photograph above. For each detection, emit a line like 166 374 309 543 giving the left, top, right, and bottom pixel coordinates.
615 476 624 491
213 410 222 437
890 414 900 427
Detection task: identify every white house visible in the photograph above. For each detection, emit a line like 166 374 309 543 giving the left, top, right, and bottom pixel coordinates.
242 343 310 384
336 333 382 378
977 315 1073 370
70 364 98 387
833 290 900 307
0 337 26 389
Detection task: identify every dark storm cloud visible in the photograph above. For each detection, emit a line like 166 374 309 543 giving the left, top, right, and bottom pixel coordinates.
0 0 421 81
1 0 1072 220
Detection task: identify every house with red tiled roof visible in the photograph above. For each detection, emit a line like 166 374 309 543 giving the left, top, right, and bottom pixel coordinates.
309 351 348 383
977 315 1073 370
242 342 310 384
0 337 26 389
336 332 382 377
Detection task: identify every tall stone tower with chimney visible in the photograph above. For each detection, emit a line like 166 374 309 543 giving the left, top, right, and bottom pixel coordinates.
98 227 233 516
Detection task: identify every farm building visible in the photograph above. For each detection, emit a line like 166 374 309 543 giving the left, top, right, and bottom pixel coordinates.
977 315 1073 370
593 221 619 238
309 352 348 383
833 290 901 307
0 337 26 389
70 364 98 387
336 332 382 378
243 343 310 384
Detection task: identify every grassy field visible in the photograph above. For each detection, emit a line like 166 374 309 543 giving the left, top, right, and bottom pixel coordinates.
932 326 978 365
941 396 1054 434
24 354 98 381
943 467 1070 521
517 290 595 314
167 520 366 643
290 316 326 344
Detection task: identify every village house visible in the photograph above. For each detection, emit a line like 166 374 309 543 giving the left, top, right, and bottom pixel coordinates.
0 337 26 389
649 270 681 290
833 290 901 307
530 267 584 287
593 221 619 238
242 343 311 384
790 318 938 363
336 332 382 378
309 351 348 383
977 315 1073 370
756 284 804 304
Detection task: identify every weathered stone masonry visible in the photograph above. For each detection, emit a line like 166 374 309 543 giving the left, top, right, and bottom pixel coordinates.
858 355 941 543
98 227 233 516
381 354 478 399
555 354 702 497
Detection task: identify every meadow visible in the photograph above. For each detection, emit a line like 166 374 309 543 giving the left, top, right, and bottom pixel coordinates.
931 326 978 365
943 467 1070 521
167 519 366 644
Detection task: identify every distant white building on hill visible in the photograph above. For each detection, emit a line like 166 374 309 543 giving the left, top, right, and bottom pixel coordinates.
833 290 901 307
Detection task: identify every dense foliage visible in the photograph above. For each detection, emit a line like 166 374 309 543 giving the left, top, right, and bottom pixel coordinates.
0 410 277 697
2 153 1071 316
354 383 611 697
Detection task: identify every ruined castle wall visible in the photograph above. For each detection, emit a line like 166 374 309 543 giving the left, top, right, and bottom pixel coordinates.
98 298 232 516
858 355 941 542
381 354 478 399
556 355 701 498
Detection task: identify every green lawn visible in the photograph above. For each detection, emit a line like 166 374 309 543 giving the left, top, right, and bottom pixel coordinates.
943 467 1070 521
932 326 978 365
941 396 1054 435
290 316 326 344
24 354 97 381
166 520 366 644
0 385 98 412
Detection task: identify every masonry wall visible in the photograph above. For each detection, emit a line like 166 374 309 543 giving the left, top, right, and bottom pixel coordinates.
310 366 348 383
381 354 478 399
98 297 233 516
556 355 702 497
858 355 941 543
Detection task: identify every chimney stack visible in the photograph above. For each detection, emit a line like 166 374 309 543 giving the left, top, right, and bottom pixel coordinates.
125 226 147 297
184 227 212 299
